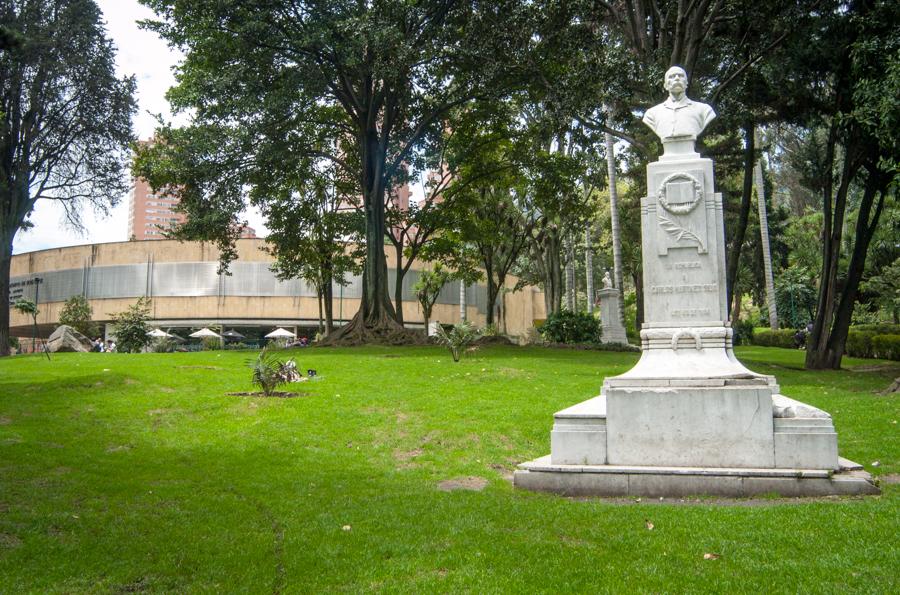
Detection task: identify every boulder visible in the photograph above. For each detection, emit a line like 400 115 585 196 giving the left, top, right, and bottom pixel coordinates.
47 325 93 353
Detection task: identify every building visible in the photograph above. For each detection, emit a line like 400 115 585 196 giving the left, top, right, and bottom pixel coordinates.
127 175 187 241
8 239 546 343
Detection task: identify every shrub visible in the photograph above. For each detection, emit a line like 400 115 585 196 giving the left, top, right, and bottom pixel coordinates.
753 328 797 349
59 295 99 338
248 349 299 395
732 319 755 346
845 331 877 359
871 335 900 361
201 336 222 351
853 323 900 335
540 310 600 344
434 321 480 362
151 339 175 353
110 297 152 353
481 323 501 337
8 336 19 350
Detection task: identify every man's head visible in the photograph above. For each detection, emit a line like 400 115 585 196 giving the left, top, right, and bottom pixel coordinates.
664 66 688 95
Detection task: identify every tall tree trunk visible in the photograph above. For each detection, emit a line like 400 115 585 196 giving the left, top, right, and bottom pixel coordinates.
806 133 860 369
605 130 625 323
393 243 405 325
316 287 324 335
541 228 563 315
565 234 575 311
323 277 334 335
0 237 12 357
459 281 467 321
585 225 594 314
808 168 886 369
726 121 755 314
754 129 778 330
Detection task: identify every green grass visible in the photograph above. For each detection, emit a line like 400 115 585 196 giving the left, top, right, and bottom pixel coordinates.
0 345 897 593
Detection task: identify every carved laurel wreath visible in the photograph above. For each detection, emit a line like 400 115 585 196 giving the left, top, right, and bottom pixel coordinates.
657 173 703 215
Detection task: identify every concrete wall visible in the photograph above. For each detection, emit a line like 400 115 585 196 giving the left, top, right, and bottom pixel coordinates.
9 239 546 340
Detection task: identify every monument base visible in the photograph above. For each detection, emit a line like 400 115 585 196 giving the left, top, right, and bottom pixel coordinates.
513 456 879 498
519 388 880 498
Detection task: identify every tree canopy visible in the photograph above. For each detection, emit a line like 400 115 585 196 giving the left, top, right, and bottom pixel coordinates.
0 0 136 356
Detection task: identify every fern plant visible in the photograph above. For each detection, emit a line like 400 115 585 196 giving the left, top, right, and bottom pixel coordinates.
249 348 288 396
433 321 480 362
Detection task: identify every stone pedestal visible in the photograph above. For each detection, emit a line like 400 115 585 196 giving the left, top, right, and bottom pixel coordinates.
597 287 628 345
514 138 878 498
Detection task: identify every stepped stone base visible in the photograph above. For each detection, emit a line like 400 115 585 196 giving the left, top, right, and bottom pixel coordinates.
514 456 880 498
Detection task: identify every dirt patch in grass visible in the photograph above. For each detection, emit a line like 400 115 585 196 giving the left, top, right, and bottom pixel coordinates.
158 387 176 393
0 533 23 548
177 365 223 370
437 476 489 492
124 378 139 385
226 391 309 398
0 416 11 425
147 408 183 416
394 448 423 462
880 474 900 484
107 444 133 453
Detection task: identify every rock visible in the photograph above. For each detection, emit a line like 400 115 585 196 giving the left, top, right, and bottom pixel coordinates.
47 325 92 353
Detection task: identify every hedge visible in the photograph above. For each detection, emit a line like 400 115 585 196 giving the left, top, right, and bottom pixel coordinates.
752 328 797 349
845 331 878 359
751 326 900 361
871 334 900 361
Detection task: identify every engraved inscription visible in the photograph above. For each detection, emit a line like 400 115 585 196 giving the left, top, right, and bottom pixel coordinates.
650 283 718 294
671 308 711 318
674 261 701 269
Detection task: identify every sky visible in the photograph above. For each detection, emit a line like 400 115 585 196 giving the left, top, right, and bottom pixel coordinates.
12 0 268 255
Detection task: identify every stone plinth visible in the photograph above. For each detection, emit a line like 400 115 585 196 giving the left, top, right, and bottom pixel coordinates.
515 134 878 498
597 287 628 345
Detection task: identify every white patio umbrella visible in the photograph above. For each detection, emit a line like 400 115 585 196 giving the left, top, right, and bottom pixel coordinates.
147 328 170 338
222 329 245 339
265 327 296 339
189 327 222 339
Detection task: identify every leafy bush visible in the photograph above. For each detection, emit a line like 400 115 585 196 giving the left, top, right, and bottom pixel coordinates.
110 297 152 353
752 328 797 349
8 336 19 350
434 321 480 362
853 323 900 335
845 331 878 359
540 310 600 344
59 295 99 338
248 348 299 396
151 339 176 353
201 336 222 351
871 335 900 361
732 319 755 346
481 323 500 337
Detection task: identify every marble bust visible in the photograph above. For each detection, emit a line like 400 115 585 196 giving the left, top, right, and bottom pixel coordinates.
642 66 715 142
602 271 613 289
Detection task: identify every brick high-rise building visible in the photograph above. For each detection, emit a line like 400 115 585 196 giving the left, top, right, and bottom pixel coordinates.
127 176 187 241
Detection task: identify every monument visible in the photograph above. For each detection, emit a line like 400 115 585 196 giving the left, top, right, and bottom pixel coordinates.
598 271 628 345
514 67 878 497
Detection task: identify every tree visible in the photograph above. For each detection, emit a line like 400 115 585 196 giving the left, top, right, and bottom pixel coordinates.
58 294 98 338
798 0 899 369
139 0 535 343
413 262 451 334
261 172 364 337
111 296 152 353
0 0 135 356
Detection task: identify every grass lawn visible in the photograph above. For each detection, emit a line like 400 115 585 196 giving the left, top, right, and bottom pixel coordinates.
0 345 897 593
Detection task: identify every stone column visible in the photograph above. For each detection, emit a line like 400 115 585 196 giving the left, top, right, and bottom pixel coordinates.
598 286 627 345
